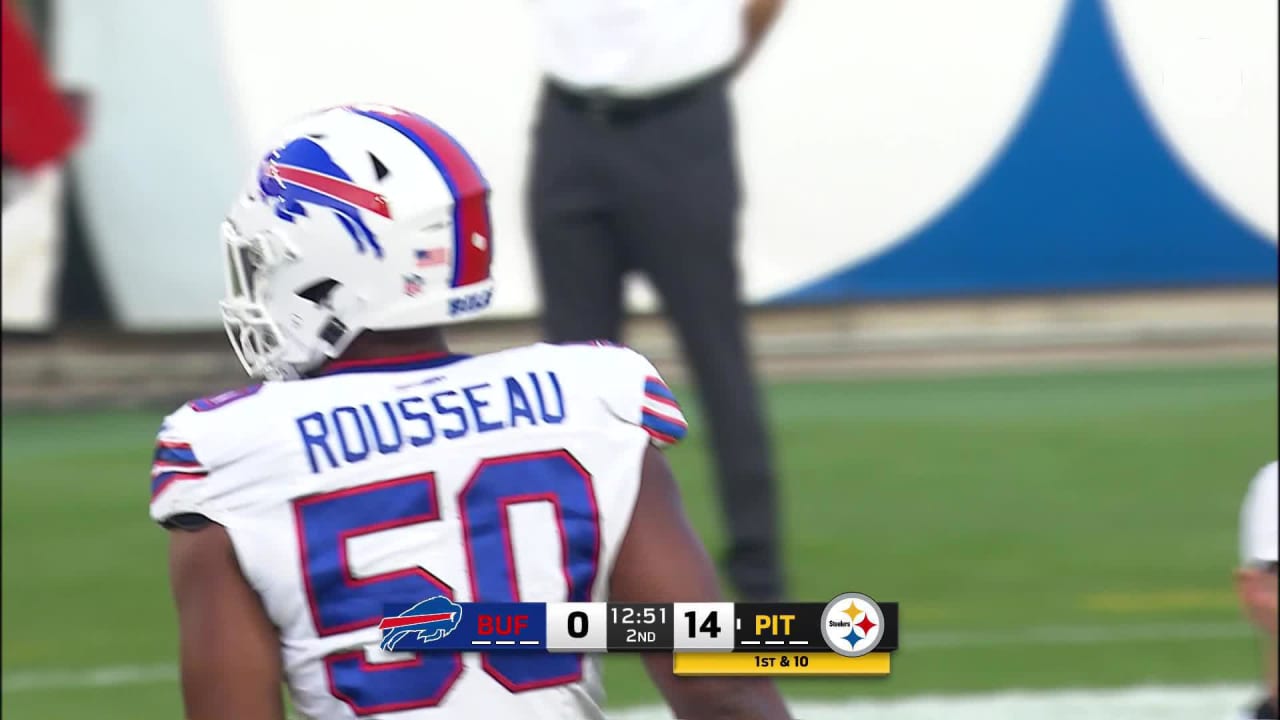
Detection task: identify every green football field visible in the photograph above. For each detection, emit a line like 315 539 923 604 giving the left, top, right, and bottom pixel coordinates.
2 361 1276 719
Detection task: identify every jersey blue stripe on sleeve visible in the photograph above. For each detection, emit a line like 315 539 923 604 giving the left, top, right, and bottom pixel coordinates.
643 377 678 406
154 441 200 466
151 470 208 500
641 408 688 444
151 439 208 501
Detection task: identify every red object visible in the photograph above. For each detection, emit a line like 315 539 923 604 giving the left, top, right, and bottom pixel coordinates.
271 163 393 218
357 108 493 288
2 0 82 170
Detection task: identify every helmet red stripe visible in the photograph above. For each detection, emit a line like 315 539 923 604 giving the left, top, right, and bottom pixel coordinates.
349 106 493 288
272 164 392 218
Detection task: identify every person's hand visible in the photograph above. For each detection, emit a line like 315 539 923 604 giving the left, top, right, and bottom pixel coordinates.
735 0 785 75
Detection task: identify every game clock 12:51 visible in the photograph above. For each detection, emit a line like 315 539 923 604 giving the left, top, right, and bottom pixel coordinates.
606 603 674 651
610 605 667 626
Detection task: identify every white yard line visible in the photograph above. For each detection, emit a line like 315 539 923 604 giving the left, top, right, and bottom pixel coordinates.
0 679 1261 720
1 620 1253 694
1 663 177 693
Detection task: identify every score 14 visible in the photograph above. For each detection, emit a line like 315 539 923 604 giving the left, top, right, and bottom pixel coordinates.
686 609 722 637
674 602 735 652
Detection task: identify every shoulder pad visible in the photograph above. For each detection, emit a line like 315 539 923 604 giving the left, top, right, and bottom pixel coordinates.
149 407 213 523
147 384 264 525
591 346 689 449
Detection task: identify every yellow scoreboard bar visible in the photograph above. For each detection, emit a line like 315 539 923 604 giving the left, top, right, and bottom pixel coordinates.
673 651 890 676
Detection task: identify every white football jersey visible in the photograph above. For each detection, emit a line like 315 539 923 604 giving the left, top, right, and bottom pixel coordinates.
149 342 688 720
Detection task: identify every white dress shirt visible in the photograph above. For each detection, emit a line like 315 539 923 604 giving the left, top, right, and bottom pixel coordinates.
529 0 744 97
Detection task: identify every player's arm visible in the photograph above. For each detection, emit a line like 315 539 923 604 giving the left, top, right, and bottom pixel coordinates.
167 518 284 720
609 446 793 720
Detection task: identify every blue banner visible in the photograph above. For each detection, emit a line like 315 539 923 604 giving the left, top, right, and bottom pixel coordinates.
769 0 1277 304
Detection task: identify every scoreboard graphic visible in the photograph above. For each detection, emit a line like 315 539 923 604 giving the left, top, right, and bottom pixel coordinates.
380 594 899 676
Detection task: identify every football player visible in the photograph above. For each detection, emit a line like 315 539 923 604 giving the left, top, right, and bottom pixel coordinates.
150 105 793 720
1235 461 1277 720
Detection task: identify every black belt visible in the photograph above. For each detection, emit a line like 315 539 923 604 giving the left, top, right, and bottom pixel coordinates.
544 71 727 124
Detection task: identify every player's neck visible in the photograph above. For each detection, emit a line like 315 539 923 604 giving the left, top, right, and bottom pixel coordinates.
322 327 452 370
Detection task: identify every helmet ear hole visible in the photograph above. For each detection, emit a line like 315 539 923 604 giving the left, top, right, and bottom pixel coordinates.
297 279 340 306
319 318 350 347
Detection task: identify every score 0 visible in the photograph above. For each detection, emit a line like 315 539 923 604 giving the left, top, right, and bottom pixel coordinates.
673 602 735 652
546 603 609 652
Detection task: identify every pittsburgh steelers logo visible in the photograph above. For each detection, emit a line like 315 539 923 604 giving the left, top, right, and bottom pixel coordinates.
821 593 884 658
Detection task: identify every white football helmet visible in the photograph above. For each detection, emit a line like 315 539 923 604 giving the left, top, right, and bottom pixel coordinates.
220 104 494 381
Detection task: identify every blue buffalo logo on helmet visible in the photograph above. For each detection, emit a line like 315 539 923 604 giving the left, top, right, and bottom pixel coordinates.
258 136 391 258
378 596 463 652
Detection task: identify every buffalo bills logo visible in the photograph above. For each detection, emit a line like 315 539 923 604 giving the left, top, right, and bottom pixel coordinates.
258 137 390 258
377 596 463 652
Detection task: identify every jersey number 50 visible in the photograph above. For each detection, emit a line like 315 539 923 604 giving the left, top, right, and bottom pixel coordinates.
293 449 600 715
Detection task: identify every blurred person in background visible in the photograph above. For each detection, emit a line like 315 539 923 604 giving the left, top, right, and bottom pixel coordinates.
526 0 789 603
1235 461 1278 720
1 0 82 334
